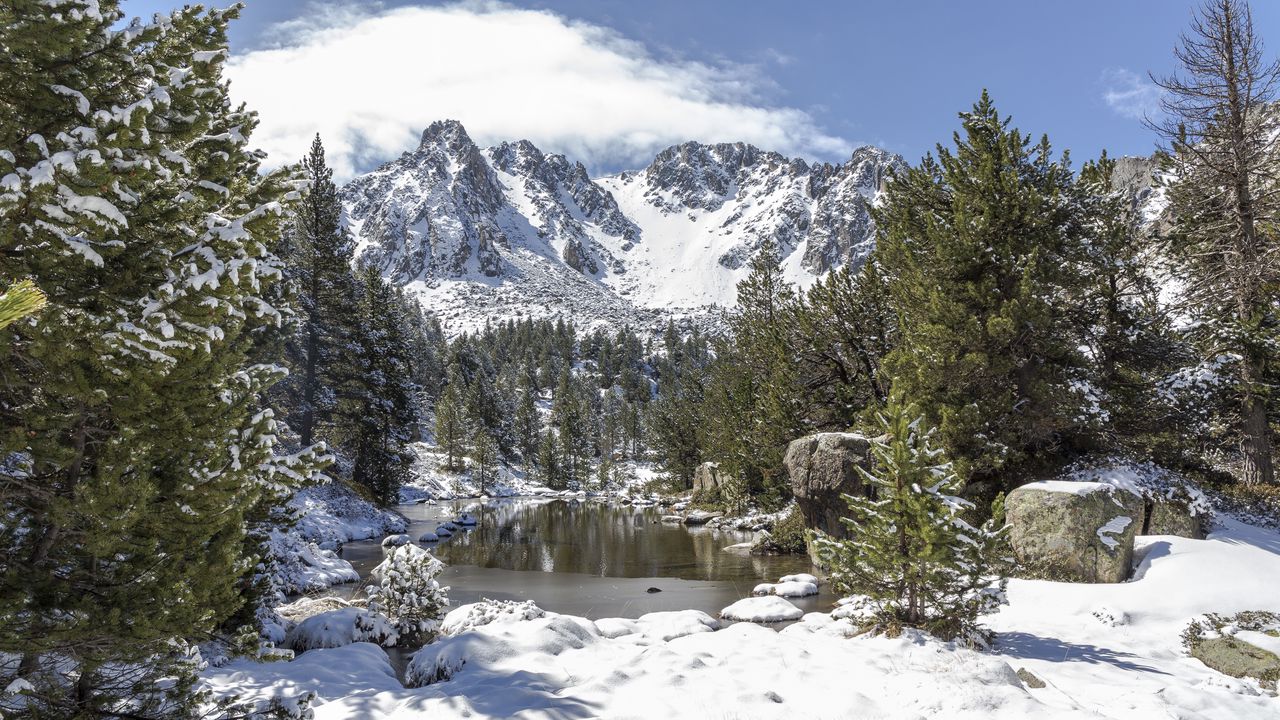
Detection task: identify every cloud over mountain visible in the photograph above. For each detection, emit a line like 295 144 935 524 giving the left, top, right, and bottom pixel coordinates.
225 1 854 181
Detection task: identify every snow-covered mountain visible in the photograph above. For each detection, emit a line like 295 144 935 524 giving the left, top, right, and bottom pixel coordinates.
341 120 904 334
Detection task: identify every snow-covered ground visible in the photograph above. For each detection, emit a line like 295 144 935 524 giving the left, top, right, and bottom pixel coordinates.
206 515 1280 718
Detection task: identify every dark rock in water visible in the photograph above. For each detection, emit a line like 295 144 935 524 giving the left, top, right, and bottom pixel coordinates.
646 587 662 594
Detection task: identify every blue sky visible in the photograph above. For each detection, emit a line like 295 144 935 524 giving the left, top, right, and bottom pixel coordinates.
123 0 1280 179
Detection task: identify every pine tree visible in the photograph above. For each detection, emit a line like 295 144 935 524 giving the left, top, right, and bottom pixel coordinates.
282 135 359 449
537 429 565 489
1150 0 1280 485
513 376 541 463
1076 154 1185 458
435 372 467 471
0 3 321 714
875 91 1088 485
343 265 419 505
368 544 450 646
471 428 499 496
815 399 1007 643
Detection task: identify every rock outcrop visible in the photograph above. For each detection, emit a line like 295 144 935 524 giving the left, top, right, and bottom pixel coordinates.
783 433 873 541
1006 481 1143 583
693 461 725 495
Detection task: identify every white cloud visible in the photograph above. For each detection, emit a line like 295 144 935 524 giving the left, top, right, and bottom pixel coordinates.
1101 68 1163 121
226 1 854 181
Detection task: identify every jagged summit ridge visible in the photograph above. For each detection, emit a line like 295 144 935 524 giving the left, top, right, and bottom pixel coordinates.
341 120 905 334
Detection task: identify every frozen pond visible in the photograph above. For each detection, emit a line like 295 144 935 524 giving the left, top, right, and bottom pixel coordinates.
331 496 830 620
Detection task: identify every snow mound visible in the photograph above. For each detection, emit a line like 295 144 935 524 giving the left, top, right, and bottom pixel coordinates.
275 596 354 624
435 525 455 537
380 533 411 547
720 596 804 623
779 573 820 585
417 531 440 543
753 580 819 598
633 610 720 641
284 607 399 652
440 599 547 636
262 529 359 594
455 513 478 526
594 617 640 639
406 615 599 687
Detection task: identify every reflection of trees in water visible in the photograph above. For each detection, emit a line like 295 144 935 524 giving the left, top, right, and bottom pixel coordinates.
432 500 811 581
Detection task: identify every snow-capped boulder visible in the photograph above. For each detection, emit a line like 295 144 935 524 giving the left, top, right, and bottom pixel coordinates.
752 579 819 598
440 599 547 636
418 531 440 543
454 513 478 526
284 607 399 652
633 610 720 641
784 433 873 545
720 596 804 623
405 615 599 687
1006 481 1143 583
693 462 725 495
435 525 455 537
1063 462 1209 539
779 573 819 586
380 533 412 547
684 509 723 526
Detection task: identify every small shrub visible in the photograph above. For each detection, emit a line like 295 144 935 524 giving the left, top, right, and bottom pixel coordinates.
767 506 808 554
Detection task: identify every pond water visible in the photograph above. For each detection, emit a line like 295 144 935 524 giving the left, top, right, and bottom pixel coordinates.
331 496 830 620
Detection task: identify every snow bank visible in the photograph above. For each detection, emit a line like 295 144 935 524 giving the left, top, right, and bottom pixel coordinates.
380 533 411 547
440 599 546 636
720 596 804 623
262 528 359 594
288 482 406 545
283 607 398 652
753 574 820 598
207 518 1280 719
633 609 720 641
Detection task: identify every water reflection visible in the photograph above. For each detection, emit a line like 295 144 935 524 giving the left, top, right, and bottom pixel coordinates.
430 498 811 582
333 497 825 620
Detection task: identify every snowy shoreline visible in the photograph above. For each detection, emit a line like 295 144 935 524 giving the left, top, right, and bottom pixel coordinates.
211 515 1280 719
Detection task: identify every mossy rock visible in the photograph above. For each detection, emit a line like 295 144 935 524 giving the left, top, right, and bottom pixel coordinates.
1190 636 1280 683
1006 482 1142 583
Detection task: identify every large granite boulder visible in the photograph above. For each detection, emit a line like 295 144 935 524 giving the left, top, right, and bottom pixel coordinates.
1006 481 1143 583
784 433 873 540
693 462 725 494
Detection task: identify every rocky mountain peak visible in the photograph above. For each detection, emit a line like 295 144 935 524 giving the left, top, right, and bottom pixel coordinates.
342 122 906 335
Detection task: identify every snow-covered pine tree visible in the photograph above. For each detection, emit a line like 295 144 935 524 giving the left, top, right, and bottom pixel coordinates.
1150 0 1280 485
815 398 1007 644
368 544 450 647
0 2 323 714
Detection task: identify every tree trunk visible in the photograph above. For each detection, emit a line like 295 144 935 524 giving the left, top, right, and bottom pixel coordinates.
1240 361 1275 485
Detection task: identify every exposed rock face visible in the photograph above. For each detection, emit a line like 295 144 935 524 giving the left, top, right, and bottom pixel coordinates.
1144 497 1205 539
341 120 905 335
1006 482 1143 583
693 461 725 494
784 433 873 540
